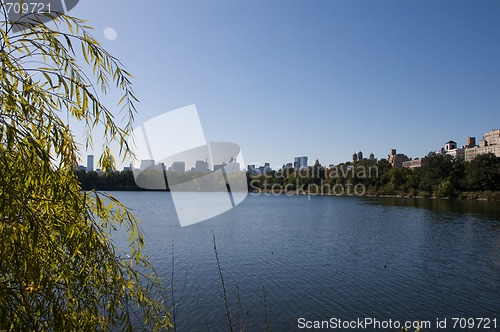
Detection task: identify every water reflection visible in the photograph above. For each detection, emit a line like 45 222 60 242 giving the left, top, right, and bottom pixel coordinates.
110 193 500 331
362 197 500 222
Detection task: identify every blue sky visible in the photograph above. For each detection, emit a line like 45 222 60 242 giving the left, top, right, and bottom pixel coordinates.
69 0 500 169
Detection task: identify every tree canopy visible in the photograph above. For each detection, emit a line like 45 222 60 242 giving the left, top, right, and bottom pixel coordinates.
248 153 500 199
0 5 170 331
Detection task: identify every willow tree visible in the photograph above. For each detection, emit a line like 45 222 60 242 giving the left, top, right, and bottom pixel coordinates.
0 4 170 331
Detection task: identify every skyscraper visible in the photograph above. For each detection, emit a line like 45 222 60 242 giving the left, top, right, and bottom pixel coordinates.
357 151 363 161
139 159 155 170
294 156 308 170
86 155 94 172
171 161 186 173
194 160 210 172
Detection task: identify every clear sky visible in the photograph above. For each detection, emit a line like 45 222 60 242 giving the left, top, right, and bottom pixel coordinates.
69 0 500 169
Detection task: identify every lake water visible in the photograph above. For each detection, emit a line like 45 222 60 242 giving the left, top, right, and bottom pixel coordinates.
110 192 500 331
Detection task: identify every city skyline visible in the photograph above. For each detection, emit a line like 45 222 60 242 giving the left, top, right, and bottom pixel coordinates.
77 127 500 172
68 1 499 170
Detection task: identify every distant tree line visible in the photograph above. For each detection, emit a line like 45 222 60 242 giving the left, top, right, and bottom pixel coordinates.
76 153 500 199
247 153 500 200
75 169 239 192
76 170 143 191
375 152 500 198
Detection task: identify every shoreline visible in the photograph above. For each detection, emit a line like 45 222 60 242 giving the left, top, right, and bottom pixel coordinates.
83 188 500 201
248 189 500 201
